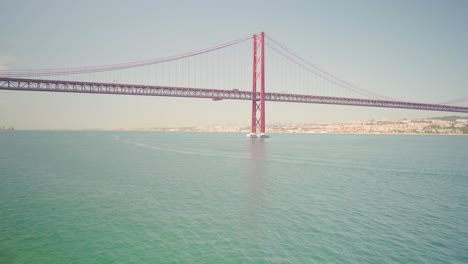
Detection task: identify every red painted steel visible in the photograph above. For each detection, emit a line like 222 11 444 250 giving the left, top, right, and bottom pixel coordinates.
251 34 257 133
260 32 266 134
251 32 266 135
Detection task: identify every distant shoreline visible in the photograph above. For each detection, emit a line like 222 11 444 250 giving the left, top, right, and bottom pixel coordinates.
5 116 468 136
5 130 468 136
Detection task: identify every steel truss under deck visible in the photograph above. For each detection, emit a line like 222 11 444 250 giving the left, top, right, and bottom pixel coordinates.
1 77 468 113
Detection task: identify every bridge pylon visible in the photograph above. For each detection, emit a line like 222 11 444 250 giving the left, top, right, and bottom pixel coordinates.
247 32 268 138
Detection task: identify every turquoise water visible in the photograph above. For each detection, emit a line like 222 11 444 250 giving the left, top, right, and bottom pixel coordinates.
1 131 467 263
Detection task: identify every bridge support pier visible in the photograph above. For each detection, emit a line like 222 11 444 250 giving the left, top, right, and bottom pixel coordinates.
247 32 269 138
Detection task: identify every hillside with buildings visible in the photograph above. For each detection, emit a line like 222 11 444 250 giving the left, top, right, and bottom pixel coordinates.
140 116 468 135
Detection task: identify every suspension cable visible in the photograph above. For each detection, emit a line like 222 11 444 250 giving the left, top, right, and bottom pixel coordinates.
0 35 253 77
266 34 399 100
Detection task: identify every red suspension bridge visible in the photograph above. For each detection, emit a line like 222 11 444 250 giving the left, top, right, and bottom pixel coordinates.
1 32 467 137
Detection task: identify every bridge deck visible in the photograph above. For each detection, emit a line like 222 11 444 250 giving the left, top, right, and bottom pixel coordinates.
1 77 467 113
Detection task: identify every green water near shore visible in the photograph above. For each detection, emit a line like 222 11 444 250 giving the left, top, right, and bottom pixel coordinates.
1 132 467 263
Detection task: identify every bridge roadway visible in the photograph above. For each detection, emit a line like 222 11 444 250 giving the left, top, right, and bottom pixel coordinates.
1 77 468 113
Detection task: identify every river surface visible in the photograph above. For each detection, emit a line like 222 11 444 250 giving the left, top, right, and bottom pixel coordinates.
1 131 467 263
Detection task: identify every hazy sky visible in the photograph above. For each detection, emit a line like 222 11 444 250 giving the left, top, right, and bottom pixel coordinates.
0 0 467 129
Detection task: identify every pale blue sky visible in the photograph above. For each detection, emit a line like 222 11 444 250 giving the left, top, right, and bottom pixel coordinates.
0 0 467 129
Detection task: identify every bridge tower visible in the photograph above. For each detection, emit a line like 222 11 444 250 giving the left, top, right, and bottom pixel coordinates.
248 32 268 138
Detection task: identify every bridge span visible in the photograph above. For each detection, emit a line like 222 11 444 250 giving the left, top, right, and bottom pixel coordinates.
1 32 468 136
1 77 467 114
